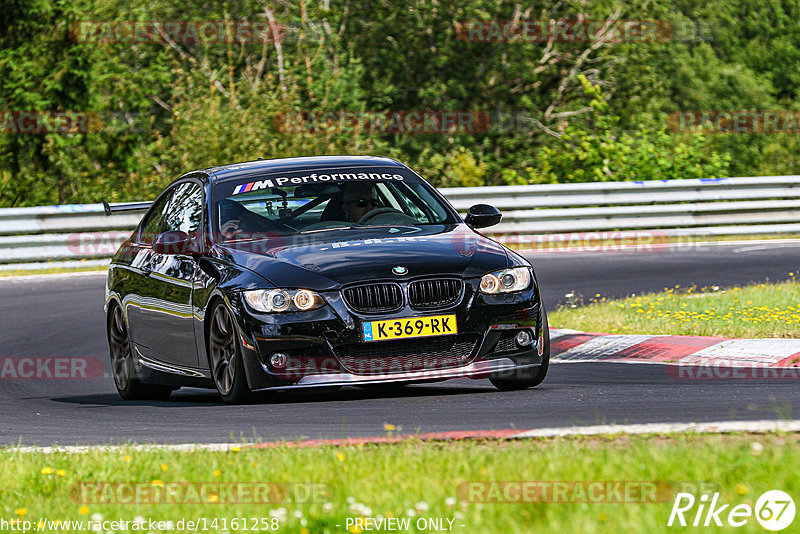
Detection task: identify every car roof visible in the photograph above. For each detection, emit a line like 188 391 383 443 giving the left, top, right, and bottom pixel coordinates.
191 155 407 184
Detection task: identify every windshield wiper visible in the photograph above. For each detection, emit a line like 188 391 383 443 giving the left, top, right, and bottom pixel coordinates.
352 224 423 232
299 226 354 234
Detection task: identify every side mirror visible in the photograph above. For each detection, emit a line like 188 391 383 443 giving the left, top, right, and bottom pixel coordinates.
464 204 502 229
152 231 200 255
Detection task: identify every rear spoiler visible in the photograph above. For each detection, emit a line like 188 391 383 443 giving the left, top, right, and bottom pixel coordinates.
102 200 153 216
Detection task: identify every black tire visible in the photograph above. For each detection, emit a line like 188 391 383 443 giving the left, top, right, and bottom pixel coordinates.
207 301 252 404
107 304 174 401
489 307 550 391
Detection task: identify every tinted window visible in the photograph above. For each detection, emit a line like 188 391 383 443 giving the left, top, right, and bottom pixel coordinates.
162 182 204 234
138 191 172 244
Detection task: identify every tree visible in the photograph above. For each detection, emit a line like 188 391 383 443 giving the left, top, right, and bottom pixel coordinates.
0 0 97 205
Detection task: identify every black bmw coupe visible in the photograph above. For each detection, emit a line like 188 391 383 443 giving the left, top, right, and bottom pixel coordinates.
105 156 549 403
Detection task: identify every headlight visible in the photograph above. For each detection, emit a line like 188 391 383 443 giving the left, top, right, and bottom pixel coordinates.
480 267 531 294
243 289 324 313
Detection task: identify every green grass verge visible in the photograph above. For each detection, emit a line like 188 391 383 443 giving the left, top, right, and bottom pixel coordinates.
0 265 108 277
550 277 800 338
1 433 797 533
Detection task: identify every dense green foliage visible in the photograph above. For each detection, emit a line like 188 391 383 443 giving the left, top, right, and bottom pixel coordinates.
0 0 797 206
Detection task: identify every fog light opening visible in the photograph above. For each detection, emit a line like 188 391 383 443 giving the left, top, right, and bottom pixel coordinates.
515 330 533 347
269 352 288 369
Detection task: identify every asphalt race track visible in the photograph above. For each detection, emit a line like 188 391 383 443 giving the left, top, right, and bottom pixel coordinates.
1 241 798 446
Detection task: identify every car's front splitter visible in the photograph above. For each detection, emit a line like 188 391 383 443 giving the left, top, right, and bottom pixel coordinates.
251 357 541 391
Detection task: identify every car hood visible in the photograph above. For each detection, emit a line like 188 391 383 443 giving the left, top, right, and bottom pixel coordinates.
214 224 510 290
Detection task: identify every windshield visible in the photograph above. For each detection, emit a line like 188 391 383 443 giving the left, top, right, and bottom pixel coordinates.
212 168 455 242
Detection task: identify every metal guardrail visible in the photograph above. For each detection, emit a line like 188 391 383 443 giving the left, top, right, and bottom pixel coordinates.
1 175 800 267
440 176 800 233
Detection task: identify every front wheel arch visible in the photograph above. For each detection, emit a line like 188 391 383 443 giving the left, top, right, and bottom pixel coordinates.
205 297 252 404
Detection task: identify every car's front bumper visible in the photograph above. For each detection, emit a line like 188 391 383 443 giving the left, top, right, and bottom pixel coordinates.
228 277 547 390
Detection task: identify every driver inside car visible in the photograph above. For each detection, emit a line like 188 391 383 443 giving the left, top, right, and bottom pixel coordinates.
218 199 247 240
341 183 382 222
218 198 269 240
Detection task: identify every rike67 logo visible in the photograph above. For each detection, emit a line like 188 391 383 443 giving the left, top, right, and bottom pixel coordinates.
668 490 795 530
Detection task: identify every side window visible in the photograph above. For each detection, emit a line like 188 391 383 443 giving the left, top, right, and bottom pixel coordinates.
138 191 172 244
162 182 204 235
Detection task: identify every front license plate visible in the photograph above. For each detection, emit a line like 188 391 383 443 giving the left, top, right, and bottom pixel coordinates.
362 314 457 342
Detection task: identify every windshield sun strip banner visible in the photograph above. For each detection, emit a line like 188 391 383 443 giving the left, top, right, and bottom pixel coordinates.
230 170 410 195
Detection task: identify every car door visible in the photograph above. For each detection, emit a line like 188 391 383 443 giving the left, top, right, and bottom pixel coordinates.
124 189 172 351
136 180 205 369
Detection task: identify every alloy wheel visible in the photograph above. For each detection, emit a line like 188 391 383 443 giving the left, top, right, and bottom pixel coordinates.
209 304 238 395
108 305 131 390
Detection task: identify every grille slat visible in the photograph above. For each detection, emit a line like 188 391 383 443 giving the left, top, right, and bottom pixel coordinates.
344 278 463 313
408 278 462 310
335 335 479 375
343 283 403 313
